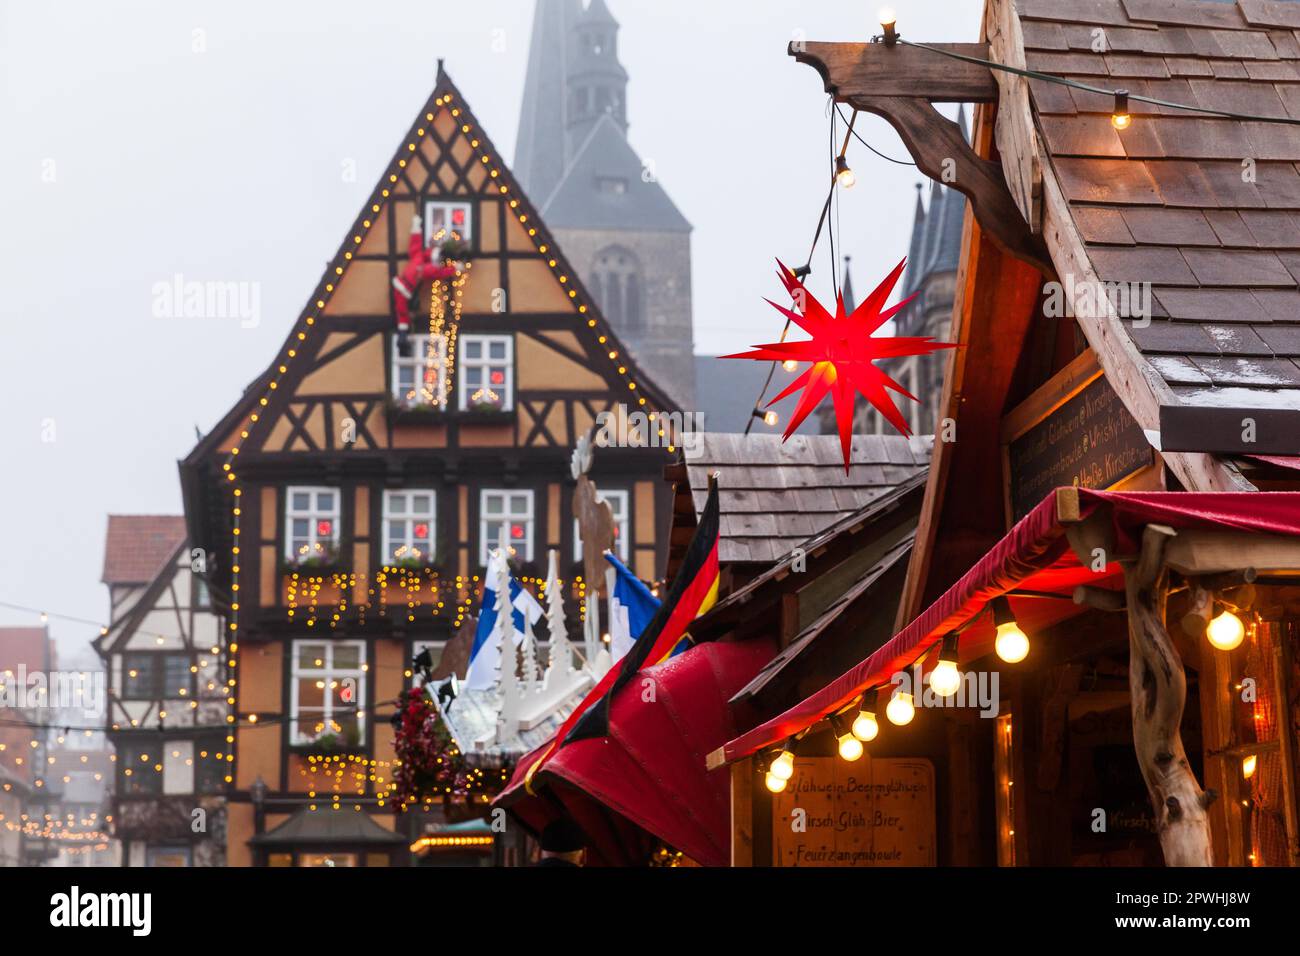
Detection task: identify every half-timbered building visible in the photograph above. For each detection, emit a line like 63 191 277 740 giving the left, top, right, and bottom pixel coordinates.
94 515 229 866
180 63 680 866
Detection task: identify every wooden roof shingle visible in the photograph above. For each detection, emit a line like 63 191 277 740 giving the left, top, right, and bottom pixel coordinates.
1019 0 1300 415
682 433 931 564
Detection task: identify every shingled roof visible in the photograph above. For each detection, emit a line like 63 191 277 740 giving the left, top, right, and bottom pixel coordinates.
681 433 932 564
1020 0 1300 412
101 515 186 585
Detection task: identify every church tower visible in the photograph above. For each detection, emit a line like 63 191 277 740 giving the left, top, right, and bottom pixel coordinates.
515 0 697 407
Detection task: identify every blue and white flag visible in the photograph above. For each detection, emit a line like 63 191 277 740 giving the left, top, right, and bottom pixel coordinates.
605 551 661 661
464 551 544 690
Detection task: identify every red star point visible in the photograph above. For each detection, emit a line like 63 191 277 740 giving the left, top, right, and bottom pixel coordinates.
723 258 957 471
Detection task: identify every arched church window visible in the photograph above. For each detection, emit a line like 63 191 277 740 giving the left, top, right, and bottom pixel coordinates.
593 246 643 334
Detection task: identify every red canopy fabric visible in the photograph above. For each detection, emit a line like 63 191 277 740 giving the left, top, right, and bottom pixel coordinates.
496 636 775 866
722 489 1300 764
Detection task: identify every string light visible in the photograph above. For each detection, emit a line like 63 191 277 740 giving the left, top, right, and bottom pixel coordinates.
886 688 915 726
991 596 1029 664
831 714 863 761
851 693 879 742
834 155 856 189
879 8 899 46
1207 607 1245 651
1110 89 1131 130
930 633 961 698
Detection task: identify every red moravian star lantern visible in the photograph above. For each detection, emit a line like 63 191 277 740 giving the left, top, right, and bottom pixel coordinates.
723 258 957 471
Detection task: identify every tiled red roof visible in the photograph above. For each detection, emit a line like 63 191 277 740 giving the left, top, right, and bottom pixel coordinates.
1020 0 1300 410
101 515 186 585
0 627 54 674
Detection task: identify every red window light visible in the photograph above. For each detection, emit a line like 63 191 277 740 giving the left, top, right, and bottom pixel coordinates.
317 520 333 537
413 523 429 539
510 524 525 540
490 370 505 385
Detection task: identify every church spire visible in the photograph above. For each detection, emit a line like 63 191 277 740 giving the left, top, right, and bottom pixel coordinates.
514 0 582 202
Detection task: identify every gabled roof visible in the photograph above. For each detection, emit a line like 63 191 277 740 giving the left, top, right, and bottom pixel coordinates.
679 433 932 564
1020 0 1300 414
540 113 692 233
0 627 54 674
182 63 679 551
101 515 186 585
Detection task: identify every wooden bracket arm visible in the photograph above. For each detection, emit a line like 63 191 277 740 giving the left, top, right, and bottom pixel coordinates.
789 41 1053 275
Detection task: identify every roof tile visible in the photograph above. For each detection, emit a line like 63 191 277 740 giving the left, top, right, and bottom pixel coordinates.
1121 0 1247 31
1253 323 1300 354
1056 157 1161 203
101 515 186 585
1181 248 1295 285
1154 287 1273 322
1253 288 1300 319
1204 209 1258 246
1200 324 1275 355
1076 206 1137 244
1090 246 1197 284
1193 356 1300 386
1126 319 1219 353
1241 1 1300 31
1121 207 1220 245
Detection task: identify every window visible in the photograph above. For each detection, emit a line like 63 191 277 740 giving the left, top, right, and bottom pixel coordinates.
574 489 629 562
195 735 227 794
290 640 367 747
424 200 472 244
459 335 513 411
119 744 162 796
392 334 450 409
479 490 534 564
193 576 211 609
593 246 643 333
163 740 194 796
121 653 192 700
285 487 340 565
383 490 437 565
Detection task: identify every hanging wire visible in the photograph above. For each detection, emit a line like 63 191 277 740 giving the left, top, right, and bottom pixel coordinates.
833 103 917 165
899 37 1300 126
743 103 856 435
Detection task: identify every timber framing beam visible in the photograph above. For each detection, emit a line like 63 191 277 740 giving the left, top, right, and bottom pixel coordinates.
789 40 1052 275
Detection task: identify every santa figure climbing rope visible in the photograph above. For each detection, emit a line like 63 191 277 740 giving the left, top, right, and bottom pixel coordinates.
392 213 465 355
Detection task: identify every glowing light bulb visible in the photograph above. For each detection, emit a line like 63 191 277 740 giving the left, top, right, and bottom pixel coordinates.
765 772 787 793
763 410 779 427
1207 609 1245 651
930 659 961 698
770 747 795 781
879 7 897 28
1111 89 1131 130
838 732 864 762
931 633 961 697
835 155 856 189
852 709 879 742
1242 754 1257 779
886 691 915 726
782 359 798 372
995 622 1030 664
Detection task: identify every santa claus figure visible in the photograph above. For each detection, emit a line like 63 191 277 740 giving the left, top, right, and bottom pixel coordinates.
392 213 462 355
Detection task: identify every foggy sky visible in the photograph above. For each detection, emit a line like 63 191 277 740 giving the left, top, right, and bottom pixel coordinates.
0 0 980 654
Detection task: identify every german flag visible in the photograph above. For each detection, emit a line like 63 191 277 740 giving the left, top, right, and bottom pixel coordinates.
523 475 720 785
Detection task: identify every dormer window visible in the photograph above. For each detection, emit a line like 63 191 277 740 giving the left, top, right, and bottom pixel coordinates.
424 201 473 245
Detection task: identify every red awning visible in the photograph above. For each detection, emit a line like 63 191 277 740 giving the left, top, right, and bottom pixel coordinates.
496 637 774 867
722 488 1300 764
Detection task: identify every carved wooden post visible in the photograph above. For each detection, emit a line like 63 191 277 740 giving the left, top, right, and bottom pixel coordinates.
1123 524 1217 866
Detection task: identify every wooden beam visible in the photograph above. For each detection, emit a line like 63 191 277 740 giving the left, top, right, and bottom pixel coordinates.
789 43 1052 274
984 0 1042 232
790 41 999 102
1165 531 1300 576
1124 524 1216 866
1272 634 1300 866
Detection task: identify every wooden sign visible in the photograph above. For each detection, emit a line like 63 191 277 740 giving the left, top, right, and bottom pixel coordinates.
771 756 935 866
1002 351 1153 522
